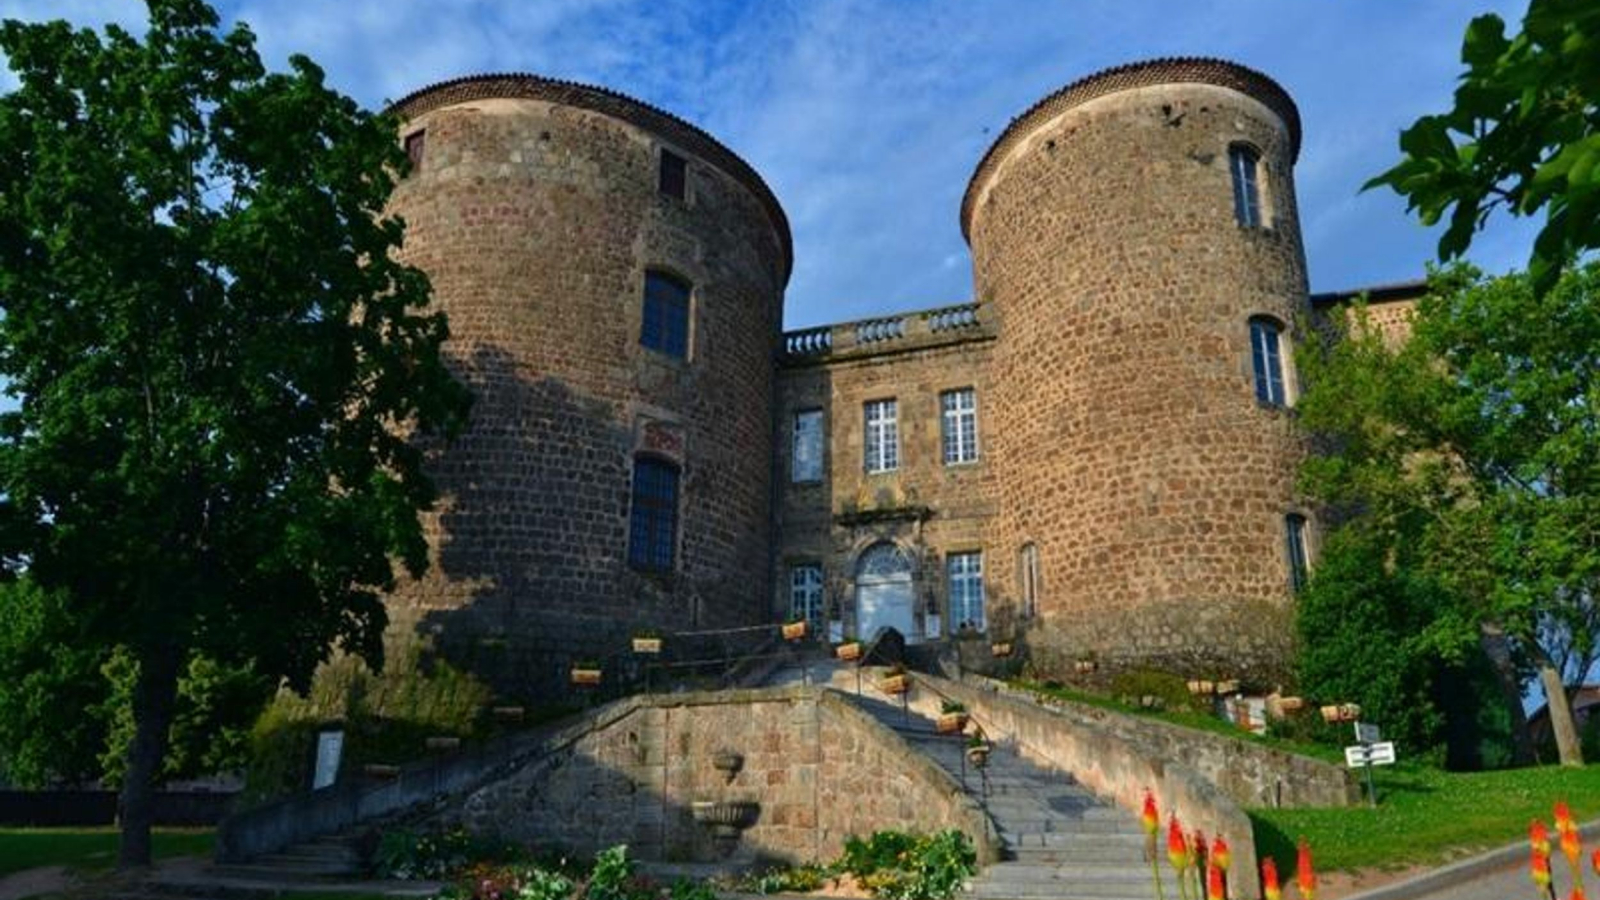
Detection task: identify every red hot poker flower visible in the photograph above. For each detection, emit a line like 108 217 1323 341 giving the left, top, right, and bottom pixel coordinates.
1562 821 1583 867
1556 801 1574 833
1296 837 1316 900
1213 835 1232 872
1142 790 1160 836
1591 847 1600 878
1167 815 1189 871
1570 888 1586 900
1533 820 1553 857
1532 849 1553 890
1206 861 1224 900
1262 858 1282 900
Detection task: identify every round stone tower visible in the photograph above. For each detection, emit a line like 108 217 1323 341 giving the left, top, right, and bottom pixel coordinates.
385 74 790 698
965 58 1311 679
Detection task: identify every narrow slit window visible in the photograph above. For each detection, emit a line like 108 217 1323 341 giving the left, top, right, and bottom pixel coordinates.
1230 145 1261 227
1250 317 1288 407
1285 513 1310 593
792 409 823 483
659 149 687 200
404 130 426 174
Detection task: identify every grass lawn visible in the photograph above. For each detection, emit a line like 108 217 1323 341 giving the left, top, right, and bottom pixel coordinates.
0 827 214 876
1250 762 1600 872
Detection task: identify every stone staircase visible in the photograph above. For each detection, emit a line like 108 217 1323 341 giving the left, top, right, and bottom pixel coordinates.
825 664 1182 900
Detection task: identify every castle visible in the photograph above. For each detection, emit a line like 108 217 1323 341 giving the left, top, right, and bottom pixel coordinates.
382 58 1419 698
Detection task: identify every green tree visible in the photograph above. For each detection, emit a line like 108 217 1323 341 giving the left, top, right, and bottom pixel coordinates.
0 0 469 866
1297 263 1600 766
1366 0 1600 294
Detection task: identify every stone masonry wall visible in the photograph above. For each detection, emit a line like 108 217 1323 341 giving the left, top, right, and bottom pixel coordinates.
969 63 1313 680
382 81 788 700
776 317 998 643
438 687 997 865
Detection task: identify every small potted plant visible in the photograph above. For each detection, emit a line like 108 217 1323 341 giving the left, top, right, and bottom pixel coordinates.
570 660 603 686
879 663 910 695
781 617 808 641
965 729 992 768
990 639 1014 658
936 700 969 734
1186 679 1216 696
1275 695 1305 714
834 634 863 661
1073 657 1097 674
631 628 663 654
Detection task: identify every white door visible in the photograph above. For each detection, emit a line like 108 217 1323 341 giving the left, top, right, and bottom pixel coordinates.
856 543 917 644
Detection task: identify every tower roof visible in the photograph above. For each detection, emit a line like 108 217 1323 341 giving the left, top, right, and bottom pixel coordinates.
960 57 1302 244
390 73 793 284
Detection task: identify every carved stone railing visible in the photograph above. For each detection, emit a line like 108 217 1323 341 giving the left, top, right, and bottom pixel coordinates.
780 302 992 364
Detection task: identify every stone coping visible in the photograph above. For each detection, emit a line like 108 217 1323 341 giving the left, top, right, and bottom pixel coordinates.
960 56 1301 242
389 72 791 284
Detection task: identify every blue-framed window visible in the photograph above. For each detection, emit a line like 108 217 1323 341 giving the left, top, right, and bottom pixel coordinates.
1230 145 1262 227
1250 317 1288 406
641 271 690 358
628 457 679 572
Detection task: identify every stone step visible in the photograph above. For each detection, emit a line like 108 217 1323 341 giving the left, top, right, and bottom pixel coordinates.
972 864 1177 885
964 876 1180 900
1003 844 1150 863
1002 831 1149 850
995 818 1142 836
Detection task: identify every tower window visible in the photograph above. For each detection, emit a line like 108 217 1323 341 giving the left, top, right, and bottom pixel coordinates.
659 149 687 200
1230 145 1262 227
641 271 690 358
628 458 679 572
1285 513 1310 593
1019 542 1039 619
864 399 899 473
941 388 979 465
947 551 986 632
790 564 824 628
792 409 824 483
404 130 426 173
1250 317 1288 407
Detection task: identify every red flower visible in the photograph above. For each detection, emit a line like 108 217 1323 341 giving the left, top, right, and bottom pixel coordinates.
1142 790 1160 836
1533 820 1553 857
1562 821 1583 867
1591 847 1600 878
1532 849 1553 890
1556 801 1574 833
1206 861 1224 900
1296 837 1316 900
1213 835 1232 872
1571 888 1586 900
1168 815 1190 871
1262 858 1282 900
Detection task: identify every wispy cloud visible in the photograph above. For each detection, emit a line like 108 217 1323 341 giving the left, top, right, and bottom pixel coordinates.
0 0 1538 326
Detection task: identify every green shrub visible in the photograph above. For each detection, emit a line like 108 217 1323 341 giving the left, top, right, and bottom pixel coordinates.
1108 669 1200 714
838 829 976 900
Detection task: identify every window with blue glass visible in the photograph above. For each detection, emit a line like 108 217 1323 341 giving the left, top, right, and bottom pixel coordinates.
1250 317 1288 406
628 457 679 572
641 271 690 358
947 551 985 632
1230 145 1262 227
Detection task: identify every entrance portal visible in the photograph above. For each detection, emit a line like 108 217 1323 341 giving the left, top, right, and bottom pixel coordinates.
855 543 916 643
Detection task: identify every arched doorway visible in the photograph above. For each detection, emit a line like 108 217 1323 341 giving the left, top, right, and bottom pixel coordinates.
856 543 915 643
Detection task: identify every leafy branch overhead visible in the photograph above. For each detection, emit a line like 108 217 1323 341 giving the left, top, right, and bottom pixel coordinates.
1366 0 1600 293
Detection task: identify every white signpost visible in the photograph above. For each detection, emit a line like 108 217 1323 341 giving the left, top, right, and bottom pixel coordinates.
1345 722 1396 807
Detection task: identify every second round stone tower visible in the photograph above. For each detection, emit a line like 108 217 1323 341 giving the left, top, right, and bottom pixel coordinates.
385 75 790 698
966 58 1312 678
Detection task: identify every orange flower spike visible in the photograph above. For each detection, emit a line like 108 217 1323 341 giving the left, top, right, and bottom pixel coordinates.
1556 801 1574 833
1262 858 1282 900
1167 815 1189 871
1142 790 1160 836
1296 837 1316 900
1206 862 1224 900
1533 820 1553 857
1562 820 1583 867
1532 849 1552 890
1571 888 1586 900
1591 847 1600 878
1213 835 1232 872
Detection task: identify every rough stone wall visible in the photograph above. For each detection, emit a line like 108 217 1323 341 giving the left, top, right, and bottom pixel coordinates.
441 687 996 864
969 70 1313 679
384 87 787 700
775 314 998 642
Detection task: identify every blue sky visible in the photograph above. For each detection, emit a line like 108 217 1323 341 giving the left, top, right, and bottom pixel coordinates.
0 0 1539 329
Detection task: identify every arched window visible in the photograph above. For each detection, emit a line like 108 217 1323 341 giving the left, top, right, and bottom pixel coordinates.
641 271 690 358
1249 316 1288 407
628 457 679 572
1229 145 1262 227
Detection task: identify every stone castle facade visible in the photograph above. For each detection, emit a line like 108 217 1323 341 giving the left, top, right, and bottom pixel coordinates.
382 58 1419 698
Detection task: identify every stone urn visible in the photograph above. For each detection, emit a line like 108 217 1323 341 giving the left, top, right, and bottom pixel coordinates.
691 800 760 856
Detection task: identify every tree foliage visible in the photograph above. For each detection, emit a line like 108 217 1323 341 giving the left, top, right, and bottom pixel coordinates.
0 0 469 863
1297 262 1600 763
1366 0 1600 294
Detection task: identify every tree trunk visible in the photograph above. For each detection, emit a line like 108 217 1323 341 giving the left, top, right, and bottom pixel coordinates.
1478 622 1535 765
117 647 182 869
1536 656 1585 767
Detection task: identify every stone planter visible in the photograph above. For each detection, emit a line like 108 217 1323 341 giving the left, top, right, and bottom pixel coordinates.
936 712 969 734
835 641 862 661
1276 696 1305 713
1320 703 1360 723
990 641 1013 658
879 673 910 695
570 666 602 686
632 637 663 654
782 621 808 641
965 744 992 768
711 750 744 783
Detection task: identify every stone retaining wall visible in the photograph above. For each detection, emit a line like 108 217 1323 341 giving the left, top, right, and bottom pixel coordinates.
437 686 998 865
